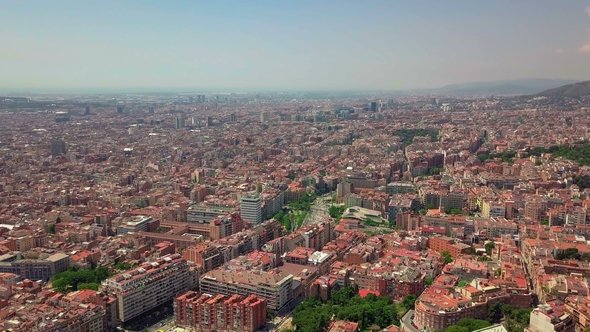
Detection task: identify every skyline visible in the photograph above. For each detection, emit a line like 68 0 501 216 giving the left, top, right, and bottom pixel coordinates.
2 1 590 93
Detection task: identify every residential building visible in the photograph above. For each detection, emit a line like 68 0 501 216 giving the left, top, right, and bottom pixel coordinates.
174 291 266 332
101 254 192 323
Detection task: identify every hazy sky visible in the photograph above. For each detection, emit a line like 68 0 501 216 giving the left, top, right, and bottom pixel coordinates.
2 1 590 92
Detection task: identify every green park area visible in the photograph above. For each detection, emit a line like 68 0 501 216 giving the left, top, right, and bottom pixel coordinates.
283 286 416 332
51 266 111 292
274 192 318 231
393 128 439 145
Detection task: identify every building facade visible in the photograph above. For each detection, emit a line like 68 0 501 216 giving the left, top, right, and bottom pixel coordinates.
175 291 266 332
101 254 192 323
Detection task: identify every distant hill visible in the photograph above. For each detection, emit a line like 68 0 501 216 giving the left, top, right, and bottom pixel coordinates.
433 78 580 95
537 80 590 98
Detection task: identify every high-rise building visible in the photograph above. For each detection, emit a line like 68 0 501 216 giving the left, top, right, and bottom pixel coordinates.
84 105 91 115
175 117 186 129
175 292 266 332
241 193 262 224
189 96 194 103
50 139 67 157
229 113 237 122
148 106 155 114
100 254 192 323
207 116 213 127
116 106 124 113
370 102 378 112
260 112 269 123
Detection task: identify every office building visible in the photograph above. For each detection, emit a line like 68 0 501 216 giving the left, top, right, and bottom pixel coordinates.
175 116 186 129
0 252 70 281
260 112 269 123
200 269 294 312
84 105 91 115
370 102 378 112
149 106 155 114
187 205 235 224
175 291 266 332
50 139 67 157
116 215 153 235
229 113 237 122
101 254 191 323
116 106 124 113
241 193 262 224
55 111 70 123
207 116 213 127
189 96 194 103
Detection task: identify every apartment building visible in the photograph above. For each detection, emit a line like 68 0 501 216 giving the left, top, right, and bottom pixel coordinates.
261 189 284 220
481 201 506 219
527 301 575 332
183 243 223 272
209 213 245 240
101 254 192 323
174 291 266 332
415 284 509 331
200 269 294 312
428 235 472 257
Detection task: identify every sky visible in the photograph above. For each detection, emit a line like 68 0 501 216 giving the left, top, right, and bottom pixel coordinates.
2 0 590 93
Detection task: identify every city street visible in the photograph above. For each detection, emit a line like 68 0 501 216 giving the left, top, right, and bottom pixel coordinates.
401 310 421 332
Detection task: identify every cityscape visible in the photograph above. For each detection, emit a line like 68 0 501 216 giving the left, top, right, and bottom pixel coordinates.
1 84 590 332
4 1 590 332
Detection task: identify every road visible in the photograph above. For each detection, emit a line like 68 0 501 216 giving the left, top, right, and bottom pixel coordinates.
401 310 421 332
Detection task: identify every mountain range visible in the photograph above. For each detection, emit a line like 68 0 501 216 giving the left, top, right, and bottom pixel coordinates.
428 78 580 95
536 80 590 98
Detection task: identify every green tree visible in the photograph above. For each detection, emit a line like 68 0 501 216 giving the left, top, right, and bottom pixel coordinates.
425 277 434 285
401 294 417 309
441 251 453 264
266 308 276 320
485 241 495 256
446 326 469 332
477 154 490 163
52 266 112 293
77 282 100 291
488 303 503 323
47 224 56 234
113 262 132 270
556 248 580 260
292 286 400 332
450 208 462 215
463 318 491 330
328 205 346 219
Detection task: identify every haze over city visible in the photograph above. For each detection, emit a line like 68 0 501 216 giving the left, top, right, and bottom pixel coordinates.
5 2 590 332
3 0 590 93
